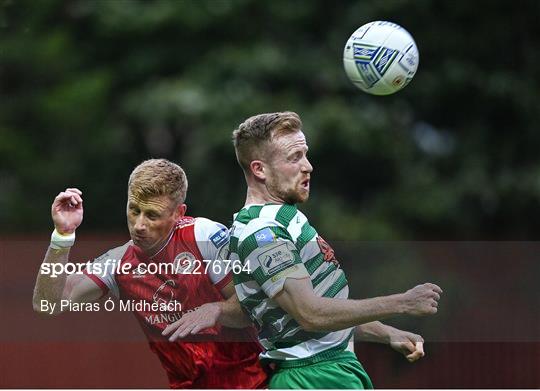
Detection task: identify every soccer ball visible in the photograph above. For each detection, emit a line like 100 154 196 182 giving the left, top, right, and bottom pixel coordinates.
343 21 419 95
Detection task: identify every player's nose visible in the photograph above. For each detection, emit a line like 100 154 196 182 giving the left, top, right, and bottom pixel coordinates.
302 157 313 173
133 215 147 232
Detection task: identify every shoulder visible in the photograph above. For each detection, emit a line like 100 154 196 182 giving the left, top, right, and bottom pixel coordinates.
194 217 229 246
236 218 295 260
237 204 302 240
94 241 131 264
235 204 298 224
239 217 282 241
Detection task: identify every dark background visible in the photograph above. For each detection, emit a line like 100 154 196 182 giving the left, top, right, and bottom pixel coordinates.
1 0 539 388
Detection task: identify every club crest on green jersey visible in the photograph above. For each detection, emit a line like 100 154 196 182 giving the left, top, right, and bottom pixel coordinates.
317 236 339 266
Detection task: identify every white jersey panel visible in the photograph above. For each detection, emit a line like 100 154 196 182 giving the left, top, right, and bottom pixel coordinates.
87 241 131 297
194 217 230 286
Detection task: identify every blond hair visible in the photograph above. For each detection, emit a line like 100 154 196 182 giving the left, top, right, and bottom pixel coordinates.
232 111 302 171
128 159 188 204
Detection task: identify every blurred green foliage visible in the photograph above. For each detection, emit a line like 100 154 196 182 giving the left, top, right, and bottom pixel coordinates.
1 0 540 240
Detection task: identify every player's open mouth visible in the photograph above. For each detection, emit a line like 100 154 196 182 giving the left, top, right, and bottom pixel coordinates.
301 179 310 190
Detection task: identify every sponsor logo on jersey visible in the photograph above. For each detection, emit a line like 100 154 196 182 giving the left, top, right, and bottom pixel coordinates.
257 242 295 275
316 236 339 266
254 228 275 247
145 311 183 326
210 227 229 248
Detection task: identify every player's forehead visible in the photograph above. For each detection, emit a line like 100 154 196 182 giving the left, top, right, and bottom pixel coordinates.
272 131 308 153
127 194 173 212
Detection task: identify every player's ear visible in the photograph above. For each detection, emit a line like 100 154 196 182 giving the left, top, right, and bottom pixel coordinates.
249 160 266 181
174 203 187 219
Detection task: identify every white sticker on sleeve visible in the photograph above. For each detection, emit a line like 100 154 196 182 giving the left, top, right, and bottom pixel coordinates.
256 242 296 276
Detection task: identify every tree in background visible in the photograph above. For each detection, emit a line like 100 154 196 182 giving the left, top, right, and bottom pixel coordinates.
1 0 540 240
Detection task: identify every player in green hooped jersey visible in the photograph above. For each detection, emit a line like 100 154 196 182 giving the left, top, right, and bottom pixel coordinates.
228 111 443 389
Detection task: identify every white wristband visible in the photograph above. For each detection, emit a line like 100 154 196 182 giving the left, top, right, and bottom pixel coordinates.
50 228 76 250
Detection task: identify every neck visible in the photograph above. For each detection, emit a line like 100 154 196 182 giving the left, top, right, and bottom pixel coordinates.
245 186 283 206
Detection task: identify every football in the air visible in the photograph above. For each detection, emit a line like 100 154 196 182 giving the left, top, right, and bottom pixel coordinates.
343 21 419 95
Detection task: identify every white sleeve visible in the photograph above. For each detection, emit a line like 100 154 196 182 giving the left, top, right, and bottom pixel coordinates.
194 217 231 288
83 242 129 298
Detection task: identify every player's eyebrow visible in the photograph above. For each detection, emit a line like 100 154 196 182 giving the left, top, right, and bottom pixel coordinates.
146 208 162 216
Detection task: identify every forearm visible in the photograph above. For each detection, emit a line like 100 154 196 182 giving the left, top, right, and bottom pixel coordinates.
355 321 397 344
32 246 70 315
301 294 406 332
217 296 253 328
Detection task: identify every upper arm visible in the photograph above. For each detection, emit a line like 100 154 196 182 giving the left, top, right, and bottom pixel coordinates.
69 243 128 302
272 276 319 328
63 273 105 303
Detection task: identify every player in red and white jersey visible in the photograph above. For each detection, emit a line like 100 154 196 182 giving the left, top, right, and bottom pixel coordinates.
32 159 267 389
86 216 264 388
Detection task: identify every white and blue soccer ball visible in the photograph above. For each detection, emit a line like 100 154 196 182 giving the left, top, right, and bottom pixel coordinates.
343 21 419 95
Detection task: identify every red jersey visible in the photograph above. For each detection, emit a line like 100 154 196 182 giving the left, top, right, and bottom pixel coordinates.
84 216 267 389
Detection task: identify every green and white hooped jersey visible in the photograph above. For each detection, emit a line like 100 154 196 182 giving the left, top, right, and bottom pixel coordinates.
229 203 353 363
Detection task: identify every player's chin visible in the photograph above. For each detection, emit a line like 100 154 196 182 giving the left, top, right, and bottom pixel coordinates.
296 191 310 203
284 188 309 204
132 237 150 251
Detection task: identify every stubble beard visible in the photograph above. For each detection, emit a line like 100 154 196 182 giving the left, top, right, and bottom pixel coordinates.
268 178 308 205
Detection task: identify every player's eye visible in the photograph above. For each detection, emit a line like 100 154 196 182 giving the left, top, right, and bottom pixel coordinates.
147 213 159 220
289 152 302 162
